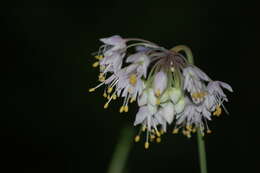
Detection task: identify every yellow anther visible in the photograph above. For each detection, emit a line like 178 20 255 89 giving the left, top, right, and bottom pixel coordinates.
160 129 164 135
142 126 146 132
134 135 140 142
172 128 179 134
130 97 136 103
186 125 192 131
192 128 197 133
213 105 222 116
192 92 207 99
99 77 105 82
92 61 99 68
112 94 117 100
98 73 105 82
124 106 129 112
207 130 212 134
191 92 198 98
156 131 161 137
155 89 161 97
129 74 137 86
95 55 103 60
100 65 105 71
156 137 161 143
99 73 104 78
150 135 156 139
107 95 110 100
182 130 187 135
182 130 191 138
119 106 124 113
144 142 149 149
103 92 107 98
89 88 95 92
156 98 160 105
104 103 109 109
107 87 113 94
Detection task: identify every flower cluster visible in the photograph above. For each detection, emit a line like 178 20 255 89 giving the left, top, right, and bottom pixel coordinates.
89 35 233 149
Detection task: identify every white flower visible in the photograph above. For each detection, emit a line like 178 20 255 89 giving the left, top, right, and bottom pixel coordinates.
168 87 182 104
89 35 233 143
175 96 185 114
157 102 175 124
183 66 210 94
100 52 124 73
126 52 150 77
100 35 126 53
176 97 212 136
205 80 233 114
153 71 168 97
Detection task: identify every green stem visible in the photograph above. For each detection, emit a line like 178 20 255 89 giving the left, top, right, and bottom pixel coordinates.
107 126 134 173
197 131 208 173
171 45 208 173
171 45 194 64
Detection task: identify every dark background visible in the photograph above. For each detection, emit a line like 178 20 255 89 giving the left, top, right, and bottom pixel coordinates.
1 0 259 173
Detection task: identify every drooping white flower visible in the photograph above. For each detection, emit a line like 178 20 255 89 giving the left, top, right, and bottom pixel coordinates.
168 87 182 104
100 35 126 53
126 52 150 77
175 97 212 137
99 52 124 74
205 80 233 115
157 102 175 124
134 105 163 148
183 66 210 94
153 71 168 97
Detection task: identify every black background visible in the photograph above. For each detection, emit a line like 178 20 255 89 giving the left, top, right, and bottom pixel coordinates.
1 0 259 173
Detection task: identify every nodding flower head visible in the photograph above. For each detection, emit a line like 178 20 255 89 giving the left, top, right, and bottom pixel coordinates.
89 35 233 149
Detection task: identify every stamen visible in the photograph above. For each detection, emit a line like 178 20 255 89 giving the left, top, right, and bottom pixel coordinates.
144 142 149 149
156 137 161 143
104 103 109 109
191 92 207 99
89 81 106 92
112 94 117 100
156 98 160 105
186 125 192 131
119 106 124 113
95 55 103 60
130 97 136 103
103 92 107 98
155 89 161 97
92 61 99 68
213 105 222 116
142 126 146 132
124 106 129 112
145 128 149 149
107 87 113 94
104 91 115 109
129 74 137 86
134 135 140 142
150 135 156 139
89 88 95 92
160 129 165 135
172 128 179 134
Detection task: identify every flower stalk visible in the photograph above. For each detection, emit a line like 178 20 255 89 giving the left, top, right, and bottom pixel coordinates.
107 126 134 173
